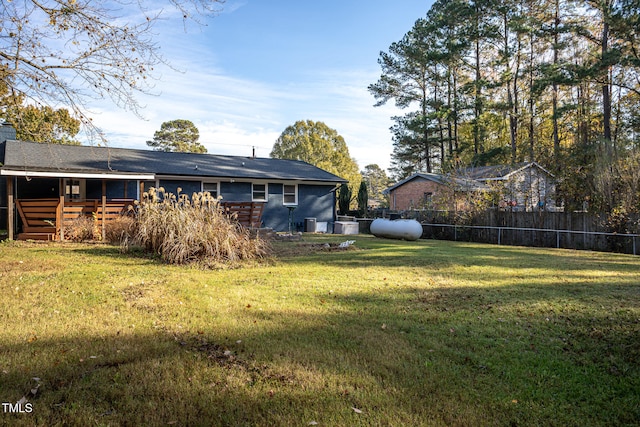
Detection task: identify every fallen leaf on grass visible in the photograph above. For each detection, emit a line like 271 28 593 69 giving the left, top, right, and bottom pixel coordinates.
352 407 363 414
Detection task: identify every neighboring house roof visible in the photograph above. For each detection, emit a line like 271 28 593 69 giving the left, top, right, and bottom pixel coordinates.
0 140 346 183
385 172 488 194
462 162 554 181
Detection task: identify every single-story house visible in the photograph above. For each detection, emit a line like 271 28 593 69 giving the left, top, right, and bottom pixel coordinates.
462 162 557 211
0 124 346 240
385 162 557 212
385 172 489 211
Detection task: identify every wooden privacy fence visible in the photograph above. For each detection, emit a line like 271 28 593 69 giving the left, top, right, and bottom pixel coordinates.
401 209 639 255
422 223 639 255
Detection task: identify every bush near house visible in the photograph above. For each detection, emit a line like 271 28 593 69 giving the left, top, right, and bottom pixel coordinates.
63 215 98 242
121 188 269 266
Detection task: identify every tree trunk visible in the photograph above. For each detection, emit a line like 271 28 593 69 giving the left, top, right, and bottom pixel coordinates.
601 19 612 143
552 0 560 169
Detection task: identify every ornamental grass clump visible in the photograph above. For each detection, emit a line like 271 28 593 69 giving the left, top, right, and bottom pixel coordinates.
131 188 268 266
104 214 137 246
63 215 97 241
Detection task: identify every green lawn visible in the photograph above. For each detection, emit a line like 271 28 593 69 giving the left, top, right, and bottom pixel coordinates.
0 235 639 426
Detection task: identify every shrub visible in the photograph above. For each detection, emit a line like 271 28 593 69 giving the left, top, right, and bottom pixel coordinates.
104 214 137 246
63 215 96 242
338 184 351 215
356 180 368 217
127 188 269 266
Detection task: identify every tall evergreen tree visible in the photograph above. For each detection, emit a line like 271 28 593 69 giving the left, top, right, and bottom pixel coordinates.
372 0 640 215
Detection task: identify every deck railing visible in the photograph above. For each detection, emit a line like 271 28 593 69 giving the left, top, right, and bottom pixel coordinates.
15 198 264 240
220 201 265 228
15 198 135 241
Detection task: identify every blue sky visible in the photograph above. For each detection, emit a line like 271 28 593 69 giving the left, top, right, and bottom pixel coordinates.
90 1 434 172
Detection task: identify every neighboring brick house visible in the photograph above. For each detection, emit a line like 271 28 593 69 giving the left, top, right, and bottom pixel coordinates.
463 162 557 211
385 173 488 211
385 163 558 212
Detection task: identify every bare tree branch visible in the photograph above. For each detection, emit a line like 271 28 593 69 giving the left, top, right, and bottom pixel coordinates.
0 0 224 141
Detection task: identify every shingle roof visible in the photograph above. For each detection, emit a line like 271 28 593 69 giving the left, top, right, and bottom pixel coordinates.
1 140 347 183
462 162 554 181
385 172 488 193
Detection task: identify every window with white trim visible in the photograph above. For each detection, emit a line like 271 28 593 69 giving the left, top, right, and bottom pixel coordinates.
252 183 267 201
283 184 297 205
202 182 219 198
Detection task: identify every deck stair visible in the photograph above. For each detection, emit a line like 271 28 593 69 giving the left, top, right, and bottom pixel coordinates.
15 198 59 240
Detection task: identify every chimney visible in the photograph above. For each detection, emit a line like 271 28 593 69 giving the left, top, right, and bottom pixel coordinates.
0 122 17 142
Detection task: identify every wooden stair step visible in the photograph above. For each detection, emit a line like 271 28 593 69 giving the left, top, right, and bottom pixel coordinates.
17 232 57 241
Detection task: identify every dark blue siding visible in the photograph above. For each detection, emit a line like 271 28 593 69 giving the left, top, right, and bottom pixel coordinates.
16 177 59 199
220 181 251 201
86 180 137 199
263 184 287 231
297 184 336 223
261 183 336 232
159 180 201 197
217 181 336 231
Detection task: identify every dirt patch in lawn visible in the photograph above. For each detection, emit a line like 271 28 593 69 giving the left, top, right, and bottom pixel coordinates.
271 241 360 258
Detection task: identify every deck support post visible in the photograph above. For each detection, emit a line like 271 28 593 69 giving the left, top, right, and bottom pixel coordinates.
58 179 65 241
101 179 107 240
7 177 14 240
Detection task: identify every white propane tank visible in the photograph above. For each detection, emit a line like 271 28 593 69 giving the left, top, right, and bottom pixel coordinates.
370 218 423 241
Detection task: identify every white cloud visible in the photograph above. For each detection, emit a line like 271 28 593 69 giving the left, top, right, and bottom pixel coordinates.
88 62 400 171
84 13 402 172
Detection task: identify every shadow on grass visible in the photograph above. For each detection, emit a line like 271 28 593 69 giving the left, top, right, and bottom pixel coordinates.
2 238 640 426
1 278 639 426
283 236 640 274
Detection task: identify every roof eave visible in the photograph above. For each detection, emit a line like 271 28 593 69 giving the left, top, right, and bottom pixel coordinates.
0 168 155 180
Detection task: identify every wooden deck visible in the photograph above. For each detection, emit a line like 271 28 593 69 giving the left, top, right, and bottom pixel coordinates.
15 199 135 241
221 201 265 228
14 199 265 240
